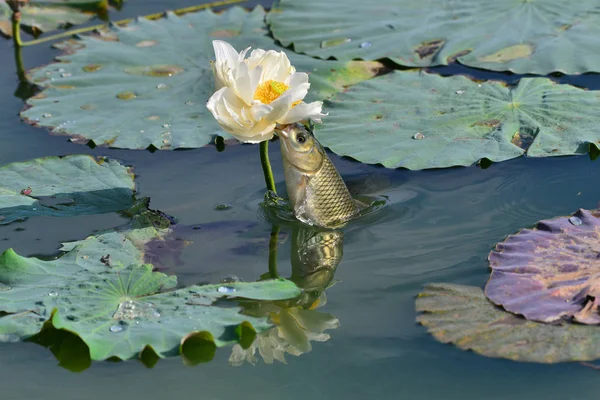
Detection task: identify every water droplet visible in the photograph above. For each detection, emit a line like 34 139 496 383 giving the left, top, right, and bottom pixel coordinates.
0 283 12 291
61 72 71 78
162 123 171 128
42 113 52 118
113 300 161 320
413 132 425 140
57 68 65 73
455 90 465 95
221 275 242 284
214 203 232 211
48 292 58 297
217 286 236 294
185 100 195 106
156 83 167 89
569 216 583 226
109 324 124 333
359 41 372 48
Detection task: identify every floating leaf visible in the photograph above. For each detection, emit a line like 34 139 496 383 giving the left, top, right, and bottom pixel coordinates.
417 283 600 363
0 0 103 38
268 0 600 74
22 6 382 150
0 241 300 360
0 155 134 225
316 71 600 170
485 209 600 325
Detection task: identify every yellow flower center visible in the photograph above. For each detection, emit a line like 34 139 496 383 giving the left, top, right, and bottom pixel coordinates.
254 80 289 104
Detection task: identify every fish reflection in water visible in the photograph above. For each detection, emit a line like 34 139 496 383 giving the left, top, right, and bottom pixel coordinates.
229 225 343 366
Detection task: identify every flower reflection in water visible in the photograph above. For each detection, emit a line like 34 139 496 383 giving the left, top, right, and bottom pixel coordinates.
230 225 343 365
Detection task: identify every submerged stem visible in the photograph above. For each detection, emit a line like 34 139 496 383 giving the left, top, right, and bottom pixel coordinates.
268 225 280 278
260 140 277 195
13 33 26 81
20 0 246 47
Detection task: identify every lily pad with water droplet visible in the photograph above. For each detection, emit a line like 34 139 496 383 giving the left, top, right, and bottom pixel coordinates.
316 71 600 170
416 283 600 363
0 155 134 225
0 241 300 360
21 6 383 150
485 209 600 325
0 0 103 38
268 0 600 75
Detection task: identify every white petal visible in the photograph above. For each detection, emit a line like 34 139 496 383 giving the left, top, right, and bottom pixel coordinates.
277 101 327 125
286 72 308 87
232 61 253 105
264 91 294 122
251 102 273 120
259 50 294 82
212 40 240 70
206 87 228 119
286 81 310 103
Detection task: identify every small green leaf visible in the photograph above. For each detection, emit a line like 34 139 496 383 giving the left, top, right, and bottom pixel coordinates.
236 321 257 350
181 331 217 365
139 345 160 369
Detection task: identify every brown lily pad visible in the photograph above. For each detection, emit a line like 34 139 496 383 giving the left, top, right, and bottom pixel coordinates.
416 283 600 363
485 208 600 324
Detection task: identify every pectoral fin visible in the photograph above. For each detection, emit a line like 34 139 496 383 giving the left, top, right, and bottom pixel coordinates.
291 175 309 214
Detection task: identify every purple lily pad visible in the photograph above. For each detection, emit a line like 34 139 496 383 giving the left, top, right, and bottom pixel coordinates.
485 208 600 324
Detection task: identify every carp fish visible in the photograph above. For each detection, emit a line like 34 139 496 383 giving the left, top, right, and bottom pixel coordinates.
276 123 359 228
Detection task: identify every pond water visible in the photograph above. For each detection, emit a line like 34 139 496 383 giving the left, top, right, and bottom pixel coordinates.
1 1 600 399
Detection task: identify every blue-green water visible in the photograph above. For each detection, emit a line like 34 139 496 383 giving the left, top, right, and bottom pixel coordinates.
1 1 600 399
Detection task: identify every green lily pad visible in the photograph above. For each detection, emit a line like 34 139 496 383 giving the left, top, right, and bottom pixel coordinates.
268 0 600 75
416 283 600 363
0 0 103 38
0 242 300 360
0 155 134 225
21 6 382 150
316 71 600 170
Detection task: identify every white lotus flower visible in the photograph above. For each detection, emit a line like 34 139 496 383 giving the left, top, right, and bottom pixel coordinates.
206 40 326 143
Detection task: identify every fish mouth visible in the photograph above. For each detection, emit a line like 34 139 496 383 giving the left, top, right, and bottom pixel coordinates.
274 124 290 138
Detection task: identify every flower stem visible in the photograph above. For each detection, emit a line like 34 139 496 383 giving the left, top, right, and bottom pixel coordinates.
11 11 23 47
260 140 277 195
20 0 246 47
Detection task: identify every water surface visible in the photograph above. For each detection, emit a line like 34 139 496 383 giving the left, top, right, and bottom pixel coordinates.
1 1 600 399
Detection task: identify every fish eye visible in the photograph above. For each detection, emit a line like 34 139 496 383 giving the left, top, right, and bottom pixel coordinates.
296 134 306 143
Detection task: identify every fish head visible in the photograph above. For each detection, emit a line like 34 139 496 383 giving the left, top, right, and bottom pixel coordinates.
276 122 324 173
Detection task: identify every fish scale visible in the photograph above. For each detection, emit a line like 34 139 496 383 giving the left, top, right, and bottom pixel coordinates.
304 156 358 227
278 122 359 228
